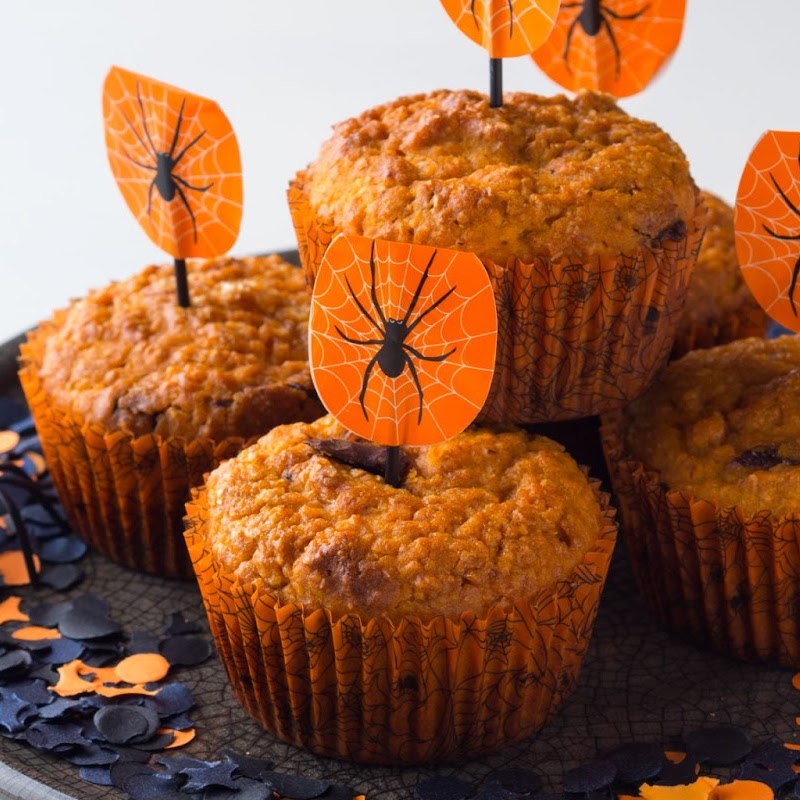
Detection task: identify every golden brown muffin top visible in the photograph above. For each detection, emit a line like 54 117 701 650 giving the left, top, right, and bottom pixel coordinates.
678 191 754 328
203 415 605 622
36 256 321 441
300 89 697 264
625 336 800 517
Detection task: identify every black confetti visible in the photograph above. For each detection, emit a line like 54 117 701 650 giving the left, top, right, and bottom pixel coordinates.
180 760 240 793
0 693 36 733
58 606 121 640
94 704 160 746
562 760 616 794
25 720 92 751
79 765 115 786
487 768 541 795
2 678 54 706
38 636 84 665
40 563 84 591
606 741 666 784
127 631 162 656
204 778 273 800
656 754 701 786
0 649 32 677
149 683 195 717
159 635 213 667
27 600 74 628
219 749 276 780
416 776 474 800
163 612 201 636
684 725 753 766
473 781 511 800
37 534 88 564
263 770 331 800
123 768 183 800
65 744 120 766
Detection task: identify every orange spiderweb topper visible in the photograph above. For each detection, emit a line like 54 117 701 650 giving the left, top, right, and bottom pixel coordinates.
102 66 242 260
532 0 686 98
440 0 561 57
735 130 800 333
309 235 497 447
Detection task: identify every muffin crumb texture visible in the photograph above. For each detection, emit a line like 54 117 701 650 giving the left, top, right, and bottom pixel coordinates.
626 336 800 517
301 89 697 264
37 256 321 440
204 416 604 621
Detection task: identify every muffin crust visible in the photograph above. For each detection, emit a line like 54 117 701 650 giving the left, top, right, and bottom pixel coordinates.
625 336 800 517
203 415 605 621
37 256 322 440
299 89 697 264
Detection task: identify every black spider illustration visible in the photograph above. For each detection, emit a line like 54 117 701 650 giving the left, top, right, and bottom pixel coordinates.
763 150 800 316
123 84 213 242
336 244 457 425
472 0 515 38
561 1 650 79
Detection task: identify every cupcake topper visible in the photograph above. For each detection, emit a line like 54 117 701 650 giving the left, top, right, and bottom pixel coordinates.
439 1 561 106
735 131 800 332
102 66 243 307
309 234 497 486
531 0 686 98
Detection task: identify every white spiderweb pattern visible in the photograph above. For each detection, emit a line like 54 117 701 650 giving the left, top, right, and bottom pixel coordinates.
735 130 800 331
309 235 497 446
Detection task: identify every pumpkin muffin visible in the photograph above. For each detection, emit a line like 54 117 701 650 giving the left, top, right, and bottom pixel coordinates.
672 191 769 357
289 89 705 423
602 335 800 666
186 414 617 763
19 255 324 578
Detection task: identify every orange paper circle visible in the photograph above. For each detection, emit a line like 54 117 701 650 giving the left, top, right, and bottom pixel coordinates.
115 652 171 684
440 0 561 57
735 130 800 332
309 235 497 446
103 66 242 259
532 0 686 98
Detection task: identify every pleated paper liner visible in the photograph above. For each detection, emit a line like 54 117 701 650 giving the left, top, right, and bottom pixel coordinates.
19 317 247 580
670 296 770 359
185 479 617 766
288 177 707 424
601 410 800 668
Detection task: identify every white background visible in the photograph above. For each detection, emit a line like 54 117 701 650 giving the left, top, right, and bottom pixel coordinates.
0 1 795 342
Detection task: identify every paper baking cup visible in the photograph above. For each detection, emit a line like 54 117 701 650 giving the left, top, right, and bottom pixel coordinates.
670 298 771 359
288 178 706 424
19 318 312 580
185 481 617 765
601 411 800 667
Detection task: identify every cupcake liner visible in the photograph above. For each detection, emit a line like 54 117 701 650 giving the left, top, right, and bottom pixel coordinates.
288 178 706 424
184 480 617 765
670 297 771 359
601 410 800 667
18 320 246 580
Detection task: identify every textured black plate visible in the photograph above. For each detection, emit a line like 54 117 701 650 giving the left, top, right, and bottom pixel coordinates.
0 256 797 800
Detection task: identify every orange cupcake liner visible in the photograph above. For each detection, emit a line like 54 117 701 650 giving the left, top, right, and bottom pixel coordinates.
670 297 771 359
288 177 707 424
601 411 800 667
18 317 245 580
184 479 617 765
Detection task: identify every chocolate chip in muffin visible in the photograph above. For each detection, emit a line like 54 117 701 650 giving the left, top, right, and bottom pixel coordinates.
306 438 411 484
730 445 800 470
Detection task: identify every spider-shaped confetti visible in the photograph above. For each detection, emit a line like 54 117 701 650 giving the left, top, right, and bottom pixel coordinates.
336 243 457 425
123 84 212 244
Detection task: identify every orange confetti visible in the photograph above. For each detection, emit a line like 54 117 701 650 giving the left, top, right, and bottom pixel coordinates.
0 430 20 455
785 742 800 750
735 130 800 332
793 673 800 691
115 653 170 685
532 0 686 98
309 235 497 446
51 659 159 698
103 66 242 259
0 596 28 624
160 727 196 749
440 0 560 57
664 751 687 764
0 551 40 587
639 776 719 799
12 626 60 641
709 780 774 800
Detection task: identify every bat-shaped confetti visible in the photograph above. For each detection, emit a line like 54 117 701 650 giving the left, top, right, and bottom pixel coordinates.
531 0 686 98
309 235 497 484
439 0 561 105
102 66 243 306
735 130 800 332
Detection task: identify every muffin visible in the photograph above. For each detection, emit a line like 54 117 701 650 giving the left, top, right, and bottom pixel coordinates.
671 191 769 357
19 255 324 578
601 335 800 665
185 415 617 764
289 89 705 423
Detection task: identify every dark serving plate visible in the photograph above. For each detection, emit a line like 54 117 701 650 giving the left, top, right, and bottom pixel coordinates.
0 259 796 800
